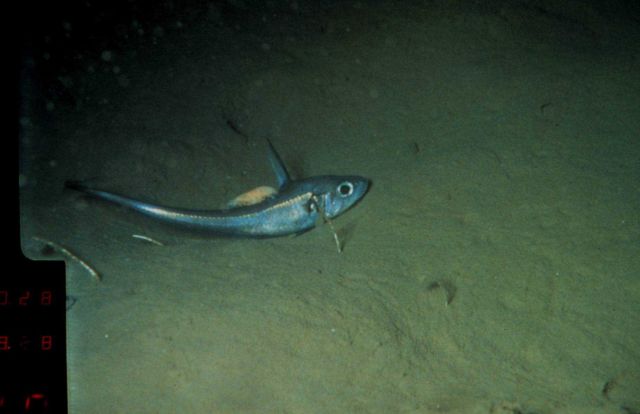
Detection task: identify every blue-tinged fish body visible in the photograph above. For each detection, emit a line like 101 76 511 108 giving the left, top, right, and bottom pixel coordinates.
66 140 369 238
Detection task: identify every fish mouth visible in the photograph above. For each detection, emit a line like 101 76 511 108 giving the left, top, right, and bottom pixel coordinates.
363 179 371 194
345 178 371 213
358 178 371 200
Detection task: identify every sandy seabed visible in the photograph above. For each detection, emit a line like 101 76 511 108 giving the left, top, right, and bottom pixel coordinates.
20 1 639 413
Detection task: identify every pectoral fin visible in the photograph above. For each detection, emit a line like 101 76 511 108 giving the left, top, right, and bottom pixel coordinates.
227 186 277 208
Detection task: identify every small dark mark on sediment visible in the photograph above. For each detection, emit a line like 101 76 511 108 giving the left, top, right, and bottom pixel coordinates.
427 279 457 305
602 378 616 399
223 113 250 144
539 102 551 114
66 295 78 311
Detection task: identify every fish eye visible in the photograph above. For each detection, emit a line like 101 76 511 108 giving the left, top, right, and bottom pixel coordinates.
337 181 354 197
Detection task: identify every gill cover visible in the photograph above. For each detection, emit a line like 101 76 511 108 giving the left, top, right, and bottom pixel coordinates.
317 176 369 219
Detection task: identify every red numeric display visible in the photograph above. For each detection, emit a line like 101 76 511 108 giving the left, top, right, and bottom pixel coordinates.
0 289 54 307
0 335 55 352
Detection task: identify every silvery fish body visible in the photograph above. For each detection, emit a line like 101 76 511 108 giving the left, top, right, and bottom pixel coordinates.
66 140 369 238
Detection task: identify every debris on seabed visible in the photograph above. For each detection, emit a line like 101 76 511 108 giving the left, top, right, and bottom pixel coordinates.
32 236 101 282
132 234 165 246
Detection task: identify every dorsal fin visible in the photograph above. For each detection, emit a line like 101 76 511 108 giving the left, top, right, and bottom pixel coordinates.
266 138 291 189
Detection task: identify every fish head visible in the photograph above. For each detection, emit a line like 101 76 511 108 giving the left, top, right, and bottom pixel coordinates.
313 176 369 219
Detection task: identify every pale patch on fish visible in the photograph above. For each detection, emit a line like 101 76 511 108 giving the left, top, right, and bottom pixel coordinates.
227 186 277 208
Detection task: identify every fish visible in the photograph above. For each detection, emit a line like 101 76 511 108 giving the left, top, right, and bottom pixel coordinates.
226 185 277 208
66 139 369 238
